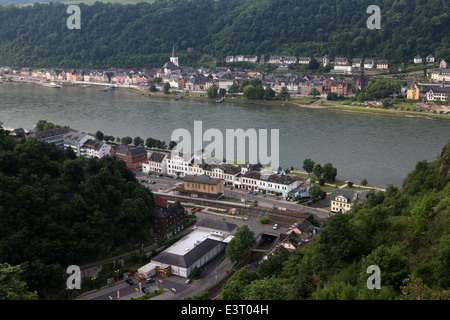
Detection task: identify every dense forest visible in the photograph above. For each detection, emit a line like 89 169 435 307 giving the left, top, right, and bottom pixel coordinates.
0 0 449 68
216 140 450 300
0 124 155 297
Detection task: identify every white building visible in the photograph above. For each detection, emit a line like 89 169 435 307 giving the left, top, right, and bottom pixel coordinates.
257 173 299 198
138 218 237 278
81 139 111 159
63 130 95 156
142 152 168 174
166 152 193 177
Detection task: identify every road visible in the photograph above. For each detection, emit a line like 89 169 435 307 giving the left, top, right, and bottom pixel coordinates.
135 169 330 219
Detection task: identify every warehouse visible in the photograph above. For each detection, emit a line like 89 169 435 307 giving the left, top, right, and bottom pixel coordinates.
138 218 237 278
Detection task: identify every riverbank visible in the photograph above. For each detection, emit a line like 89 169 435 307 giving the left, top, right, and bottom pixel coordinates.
4 78 450 121
129 85 450 121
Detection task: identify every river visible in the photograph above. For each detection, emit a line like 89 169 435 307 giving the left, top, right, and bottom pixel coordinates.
1 82 449 188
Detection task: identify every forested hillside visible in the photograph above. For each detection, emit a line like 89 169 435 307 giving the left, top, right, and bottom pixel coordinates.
0 125 155 297
0 0 449 68
218 140 450 300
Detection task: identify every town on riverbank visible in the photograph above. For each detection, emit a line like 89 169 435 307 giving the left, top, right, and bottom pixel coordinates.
1 48 449 120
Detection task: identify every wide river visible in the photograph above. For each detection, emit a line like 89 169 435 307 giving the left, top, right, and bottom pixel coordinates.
1 82 449 187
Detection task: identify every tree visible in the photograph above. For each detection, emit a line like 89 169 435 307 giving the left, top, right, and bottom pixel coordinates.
277 87 290 100
313 163 323 178
133 136 144 146
163 82 170 94
225 225 255 263
152 77 162 84
244 277 286 300
228 82 239 94
218 88 226 97
121 136 132 145
95 130 104 141
243 85 258 100
206 84 219 99
303 158 315 176
149 84 157 92
0 263 38 300
361 178 368 186
309 88 321 97
323 163 337 182
264 87 275 100
327 92 339 101
168 141 177 150
309 184 324 202
308 58 320 71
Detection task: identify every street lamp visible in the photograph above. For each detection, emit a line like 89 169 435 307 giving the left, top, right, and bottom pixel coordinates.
90 277 96 290
115 269 120 283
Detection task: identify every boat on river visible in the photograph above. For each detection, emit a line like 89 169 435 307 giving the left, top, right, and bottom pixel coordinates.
42 82 61 88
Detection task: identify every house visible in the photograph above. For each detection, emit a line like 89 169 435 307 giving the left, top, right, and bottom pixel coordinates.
414 55 423 64
268 56 283 64
149 200 186 239
334 57 348 66
225 56 234 63
203 163 241 187
322 54 330 66
110 144 148 169
244 55 258 63
431 69 450 82
142 152 168 174
440 59 447 69
330 189 365 213
330 80 348 95
283 56 298 64
63 131 96 156
80 139 111 159
425 87 450 101
426 54 435 63
279 220 318 250
240 171 262 191
376 59 389 70
364 59 374 69
139 218 237 278
298 57 311 65
352 58 362 68
406 82 420 100
166 152 193 177
257 173 299 198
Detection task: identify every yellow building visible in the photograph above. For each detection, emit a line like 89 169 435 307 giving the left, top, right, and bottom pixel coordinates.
331 190 360 213
182 175 224 196
406 83 420 100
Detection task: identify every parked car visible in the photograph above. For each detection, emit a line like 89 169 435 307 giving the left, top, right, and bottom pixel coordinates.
142 287 150 294
125 278 134 285
273 224 279 230
146 277 155 283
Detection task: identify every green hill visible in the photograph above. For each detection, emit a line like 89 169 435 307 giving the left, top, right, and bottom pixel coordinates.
216 140 450 300
0 124 155 298
0 0 449 68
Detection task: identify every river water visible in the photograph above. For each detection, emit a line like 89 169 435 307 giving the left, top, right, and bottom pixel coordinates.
1 82 449 187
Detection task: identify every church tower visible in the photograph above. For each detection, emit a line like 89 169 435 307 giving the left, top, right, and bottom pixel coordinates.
170 44 179 67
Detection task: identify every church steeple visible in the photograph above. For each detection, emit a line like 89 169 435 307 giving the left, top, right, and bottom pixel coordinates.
170 44 179 67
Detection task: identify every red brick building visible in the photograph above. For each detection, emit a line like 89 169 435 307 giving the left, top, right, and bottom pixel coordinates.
110 144 148 169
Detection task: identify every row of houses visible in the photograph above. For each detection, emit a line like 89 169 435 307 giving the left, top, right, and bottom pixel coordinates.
143 151 312 199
